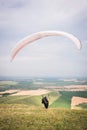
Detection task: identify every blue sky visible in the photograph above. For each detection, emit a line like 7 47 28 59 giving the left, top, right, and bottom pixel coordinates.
0 0 87 77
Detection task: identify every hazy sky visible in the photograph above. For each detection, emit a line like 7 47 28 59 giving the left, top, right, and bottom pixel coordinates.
0 0 87 77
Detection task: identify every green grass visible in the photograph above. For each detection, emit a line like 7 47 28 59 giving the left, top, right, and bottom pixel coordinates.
50 91 87 108
0 104 87 130
0 95 41 106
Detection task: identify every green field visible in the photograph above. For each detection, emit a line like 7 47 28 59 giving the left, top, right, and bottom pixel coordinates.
50 91 87 108
0 79 87 91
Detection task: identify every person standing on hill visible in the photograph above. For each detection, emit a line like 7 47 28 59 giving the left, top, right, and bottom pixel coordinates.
42 96 49 109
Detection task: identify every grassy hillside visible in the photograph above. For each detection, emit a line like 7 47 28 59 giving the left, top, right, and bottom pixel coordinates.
0 91 87 109
0 92 58 108
0 80 87 129
0 104 87 130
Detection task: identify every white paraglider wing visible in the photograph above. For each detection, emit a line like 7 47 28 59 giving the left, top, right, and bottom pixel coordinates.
11 31 82 61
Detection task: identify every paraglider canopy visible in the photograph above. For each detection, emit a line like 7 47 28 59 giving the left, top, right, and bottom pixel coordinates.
10 31 82 61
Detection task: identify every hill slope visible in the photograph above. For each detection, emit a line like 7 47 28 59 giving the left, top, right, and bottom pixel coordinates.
0 104 87 130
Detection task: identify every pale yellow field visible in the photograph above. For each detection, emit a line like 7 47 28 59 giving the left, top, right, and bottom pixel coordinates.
71 96 87 109
45 85 87 91
0 89 51 96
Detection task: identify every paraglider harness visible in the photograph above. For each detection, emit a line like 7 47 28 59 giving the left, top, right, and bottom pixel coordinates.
42 96 49 109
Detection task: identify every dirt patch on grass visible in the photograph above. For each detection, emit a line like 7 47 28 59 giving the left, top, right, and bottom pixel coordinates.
10 89 50 96
71 96 87 109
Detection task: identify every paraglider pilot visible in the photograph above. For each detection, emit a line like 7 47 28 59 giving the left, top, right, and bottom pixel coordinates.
42 96 49 109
